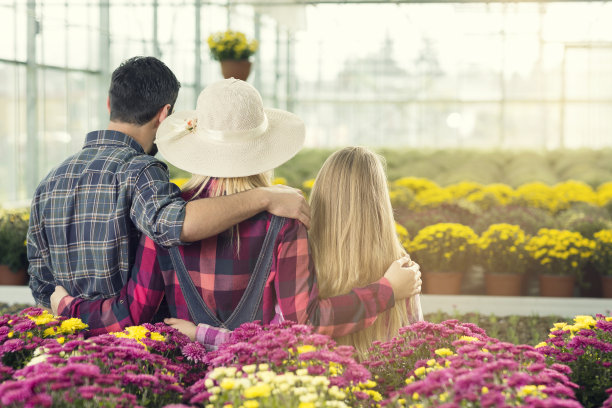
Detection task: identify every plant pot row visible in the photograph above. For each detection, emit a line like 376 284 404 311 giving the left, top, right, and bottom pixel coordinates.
422 270 612 297
0 264 28 286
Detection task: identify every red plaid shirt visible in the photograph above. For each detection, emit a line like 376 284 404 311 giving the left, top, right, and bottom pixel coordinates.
58 186 396 339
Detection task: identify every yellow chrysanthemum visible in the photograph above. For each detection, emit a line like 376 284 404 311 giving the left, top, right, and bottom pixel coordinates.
220 378 235 390
414 367 426 377
243 383 272 399
170 178 189 188
302 179 315 190
434 348 454 357
296 344 317 354
59 318 88 334
27 311 56 326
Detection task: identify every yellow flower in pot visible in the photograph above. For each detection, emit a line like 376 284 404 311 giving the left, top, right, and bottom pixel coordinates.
524 228 595 297
395 222 410 252
553 180 598 207
511 182 564 214
208 30 259 80
407 223 479 294
597 182 612 206
592 229 612 297
478 223 528 296
466 183 516 210
0 208 30 285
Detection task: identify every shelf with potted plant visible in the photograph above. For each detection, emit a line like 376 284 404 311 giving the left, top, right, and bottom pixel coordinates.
407 222 479 294
207 30 259 81
592 229 612 298
524 228 595 297
477 223 529 296
0 209 29 285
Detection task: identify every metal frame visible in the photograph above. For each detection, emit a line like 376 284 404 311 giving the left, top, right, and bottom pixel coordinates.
1 0 611 201
559 42 612 149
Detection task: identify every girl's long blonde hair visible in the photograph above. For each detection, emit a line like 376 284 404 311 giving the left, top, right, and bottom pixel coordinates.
181 173 272 199
181 173 272 254
309 146 413 357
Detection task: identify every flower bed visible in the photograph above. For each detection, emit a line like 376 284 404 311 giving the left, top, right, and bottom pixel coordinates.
2 307 610 407
535 315 612 408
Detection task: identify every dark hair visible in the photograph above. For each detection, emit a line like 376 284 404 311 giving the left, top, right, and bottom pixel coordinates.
109 56 181 125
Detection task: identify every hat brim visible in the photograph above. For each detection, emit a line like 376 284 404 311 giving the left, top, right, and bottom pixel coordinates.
156 108 305 178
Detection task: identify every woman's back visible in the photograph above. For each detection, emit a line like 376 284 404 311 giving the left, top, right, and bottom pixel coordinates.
309 147 422 356
164 179 284 324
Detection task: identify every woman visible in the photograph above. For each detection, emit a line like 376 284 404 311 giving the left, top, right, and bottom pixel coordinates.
309 147 423 356
51 79 421 345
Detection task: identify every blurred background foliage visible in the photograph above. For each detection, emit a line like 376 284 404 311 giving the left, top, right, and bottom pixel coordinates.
167 148 612 188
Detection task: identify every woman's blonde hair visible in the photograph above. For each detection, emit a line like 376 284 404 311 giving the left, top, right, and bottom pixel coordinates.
181 173 272 254
309 146 412 357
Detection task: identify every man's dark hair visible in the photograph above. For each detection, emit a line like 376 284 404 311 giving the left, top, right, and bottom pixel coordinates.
109 56 181 125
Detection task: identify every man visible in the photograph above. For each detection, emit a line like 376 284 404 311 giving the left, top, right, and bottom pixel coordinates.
28 56 309 308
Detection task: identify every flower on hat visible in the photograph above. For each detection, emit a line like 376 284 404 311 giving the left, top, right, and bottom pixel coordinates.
186 119 197 133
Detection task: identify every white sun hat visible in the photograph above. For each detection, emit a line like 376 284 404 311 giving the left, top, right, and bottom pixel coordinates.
156 78 305 178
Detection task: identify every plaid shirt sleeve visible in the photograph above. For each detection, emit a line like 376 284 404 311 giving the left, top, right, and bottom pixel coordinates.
131 162 187 248
274 219 396 338
27 200 54 308
195 324 232 351
56 236 165 335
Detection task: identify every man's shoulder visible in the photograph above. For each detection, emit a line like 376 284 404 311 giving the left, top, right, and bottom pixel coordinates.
86 145 167 178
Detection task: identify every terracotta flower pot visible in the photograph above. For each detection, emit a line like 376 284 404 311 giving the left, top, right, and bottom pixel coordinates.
484 272 524 296
602 275 612 298
422 271 463 295
538 274 575 297
220 60 252 81
0 264 28 285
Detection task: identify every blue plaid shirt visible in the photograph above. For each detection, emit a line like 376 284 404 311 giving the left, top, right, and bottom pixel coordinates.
27 130 187 308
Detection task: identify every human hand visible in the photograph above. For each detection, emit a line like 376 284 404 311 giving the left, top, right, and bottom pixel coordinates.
50 286 70 315
383 255 422 300
259 185 311 229
164 317 197 341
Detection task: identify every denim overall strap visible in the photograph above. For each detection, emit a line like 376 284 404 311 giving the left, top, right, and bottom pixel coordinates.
223 215 285 329
169 215 286 329
169 246 223 327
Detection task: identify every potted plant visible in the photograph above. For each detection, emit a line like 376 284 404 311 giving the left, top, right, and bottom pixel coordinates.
477 223 528 296
395 222 410 252
524 228 595 297
0 208 30 285
207 30 259 81
592 229 612 297
407 222 479 294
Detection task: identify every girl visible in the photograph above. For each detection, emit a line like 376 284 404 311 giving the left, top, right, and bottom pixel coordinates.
309 147 423 356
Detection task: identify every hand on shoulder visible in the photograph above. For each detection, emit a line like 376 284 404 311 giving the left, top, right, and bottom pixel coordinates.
259 185 311 229
383 255 422 299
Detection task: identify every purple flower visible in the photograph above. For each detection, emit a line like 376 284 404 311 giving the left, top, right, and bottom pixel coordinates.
556 353 578 363
2 338 24 352
181 342 207 363
480 390 506 407
527 362 547 373
12 320 36 333
597 320 612 333
307 365 326 375
0 382 33 405
550 363 572 375
26 392 53 407
122 373 159 388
